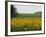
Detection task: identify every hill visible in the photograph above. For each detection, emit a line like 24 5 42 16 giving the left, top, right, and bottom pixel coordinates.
12 11 42 18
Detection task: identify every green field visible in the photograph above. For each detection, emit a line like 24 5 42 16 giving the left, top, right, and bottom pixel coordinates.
11 16 42 32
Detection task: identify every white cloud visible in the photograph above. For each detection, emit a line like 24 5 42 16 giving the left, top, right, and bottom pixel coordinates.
14 5 42 14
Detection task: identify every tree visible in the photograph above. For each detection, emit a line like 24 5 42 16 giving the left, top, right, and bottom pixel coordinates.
11 5 18 18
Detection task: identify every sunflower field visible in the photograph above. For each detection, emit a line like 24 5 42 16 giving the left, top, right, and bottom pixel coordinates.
11 17 42 32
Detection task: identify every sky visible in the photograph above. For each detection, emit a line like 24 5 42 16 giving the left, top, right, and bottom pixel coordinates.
13 5 42 14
